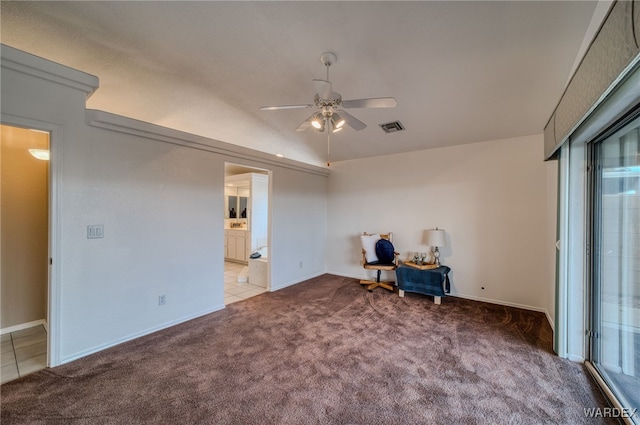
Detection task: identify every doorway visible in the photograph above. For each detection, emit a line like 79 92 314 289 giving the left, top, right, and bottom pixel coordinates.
223 163 270 305
0 124 50 383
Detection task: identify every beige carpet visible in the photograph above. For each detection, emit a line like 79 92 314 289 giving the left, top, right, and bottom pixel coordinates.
1 274 614 424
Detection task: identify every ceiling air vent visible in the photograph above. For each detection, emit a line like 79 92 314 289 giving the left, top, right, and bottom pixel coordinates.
379 121 405 133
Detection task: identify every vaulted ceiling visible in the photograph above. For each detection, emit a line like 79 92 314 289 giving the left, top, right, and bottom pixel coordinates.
1 1 600 167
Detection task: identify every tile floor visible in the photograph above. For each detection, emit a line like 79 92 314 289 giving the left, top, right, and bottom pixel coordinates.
1 325 47 385
224 261 267 305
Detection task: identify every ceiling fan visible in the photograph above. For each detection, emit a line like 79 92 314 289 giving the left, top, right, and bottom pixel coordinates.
260 52 397 135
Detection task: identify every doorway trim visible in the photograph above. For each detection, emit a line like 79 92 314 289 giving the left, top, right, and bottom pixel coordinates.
1 113 63 367
224 162 272 295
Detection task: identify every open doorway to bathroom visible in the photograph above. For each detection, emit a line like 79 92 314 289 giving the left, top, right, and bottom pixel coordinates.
0 124 50 384
223 163 270 305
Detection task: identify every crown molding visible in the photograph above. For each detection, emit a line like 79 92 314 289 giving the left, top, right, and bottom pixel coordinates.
85 110 330 177
1 44 99 98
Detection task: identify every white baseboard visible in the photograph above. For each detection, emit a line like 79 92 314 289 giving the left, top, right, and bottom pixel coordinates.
58 304 224 365
270 271 325 292
545 310 555 332
327 271 556 331
449 291 543 313
448 292 555 328
326 271 361 280
1 319 47 335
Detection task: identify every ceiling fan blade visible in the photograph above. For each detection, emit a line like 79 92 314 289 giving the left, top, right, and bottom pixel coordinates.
295 121 313 132
259 104 313 111
295 113 317 132
339 110 367 131
313 79 332 100
341 97 397 109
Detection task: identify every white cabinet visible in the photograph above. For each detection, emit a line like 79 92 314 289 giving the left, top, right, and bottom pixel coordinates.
225 230 250 263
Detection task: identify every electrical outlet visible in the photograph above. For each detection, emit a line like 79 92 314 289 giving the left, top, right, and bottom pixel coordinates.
299 261 303 268
158 295 166 305
87 225 104 239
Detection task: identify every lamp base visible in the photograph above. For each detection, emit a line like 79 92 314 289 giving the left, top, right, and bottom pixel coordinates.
433 247 441 266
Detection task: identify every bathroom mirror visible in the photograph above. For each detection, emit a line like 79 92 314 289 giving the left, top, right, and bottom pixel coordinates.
238 186 249 218
225 186 250 219
227 195 238 218
238 196 248 218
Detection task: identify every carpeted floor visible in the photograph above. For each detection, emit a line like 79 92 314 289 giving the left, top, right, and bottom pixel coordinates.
1 274 615 424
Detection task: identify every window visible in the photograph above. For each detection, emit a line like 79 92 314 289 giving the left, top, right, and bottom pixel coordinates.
591 114 640 418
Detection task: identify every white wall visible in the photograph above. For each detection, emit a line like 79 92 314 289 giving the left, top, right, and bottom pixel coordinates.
327 135 557 319
60 127 225 360
270 166 327 290
3 62 226 362
2 45 328 364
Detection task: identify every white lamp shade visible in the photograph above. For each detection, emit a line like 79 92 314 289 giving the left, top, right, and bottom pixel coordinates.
425 228 446 247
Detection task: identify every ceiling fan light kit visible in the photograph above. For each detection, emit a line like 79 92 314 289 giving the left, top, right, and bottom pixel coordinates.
311 112 325 131
260 51 397 164
331 113 345 130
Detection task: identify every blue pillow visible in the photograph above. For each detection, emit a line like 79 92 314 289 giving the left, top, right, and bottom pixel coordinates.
375 239 395 264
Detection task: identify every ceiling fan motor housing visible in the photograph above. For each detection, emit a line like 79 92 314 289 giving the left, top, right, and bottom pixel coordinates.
320 52 337 67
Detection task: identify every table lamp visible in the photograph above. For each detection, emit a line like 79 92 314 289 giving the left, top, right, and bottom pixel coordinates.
425 228 446 266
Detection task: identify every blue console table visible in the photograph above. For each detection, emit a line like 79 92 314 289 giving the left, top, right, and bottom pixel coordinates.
396 264 451 304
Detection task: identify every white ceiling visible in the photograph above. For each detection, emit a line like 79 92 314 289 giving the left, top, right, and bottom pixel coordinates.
1 1 600 167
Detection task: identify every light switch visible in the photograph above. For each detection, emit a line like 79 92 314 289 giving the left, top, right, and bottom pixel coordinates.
87 225 104 239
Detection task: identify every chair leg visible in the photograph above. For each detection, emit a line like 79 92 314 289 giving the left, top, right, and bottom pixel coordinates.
359 270 394 292
377 282 395 291
359 279 377 288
